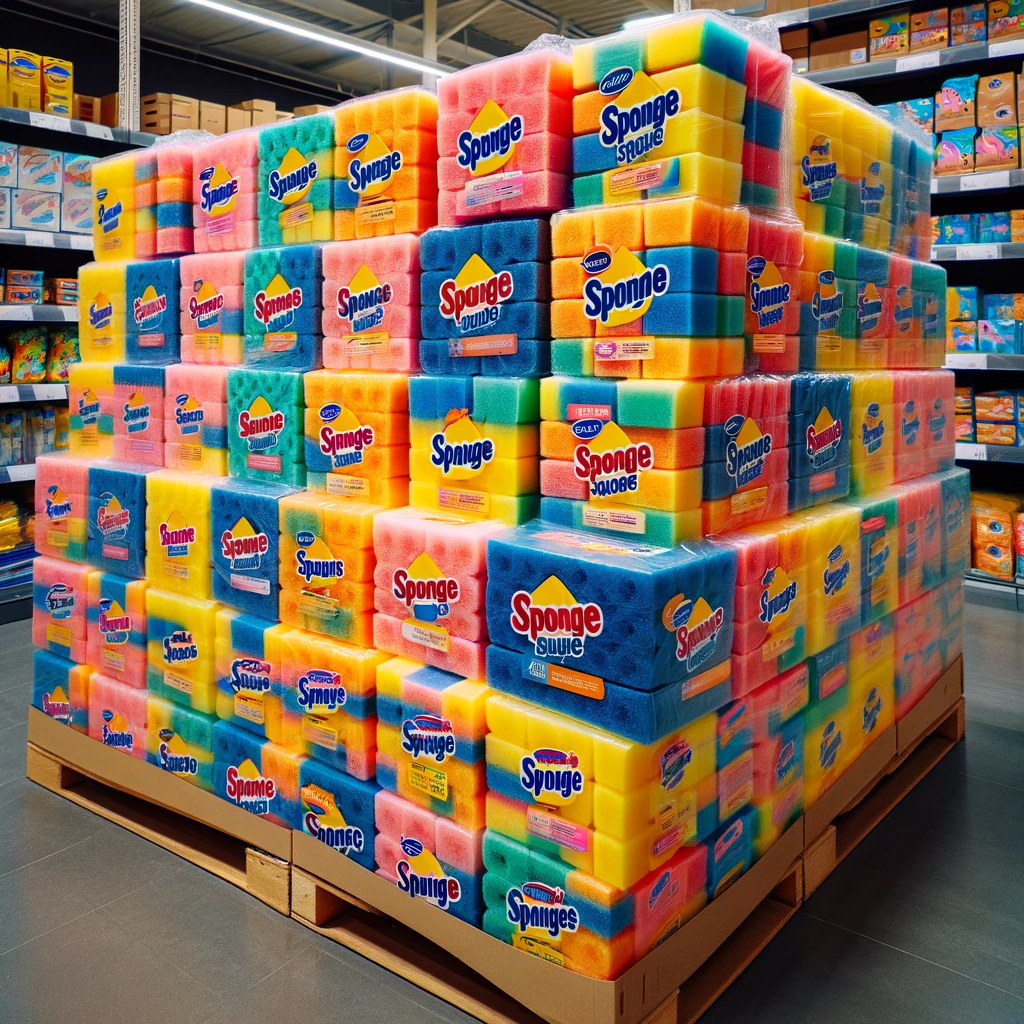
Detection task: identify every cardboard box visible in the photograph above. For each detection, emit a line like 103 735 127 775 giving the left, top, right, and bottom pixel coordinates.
141 92 199 135
62 154 95 199
0 51 8 108
291 819 804 1024
0 142 17 186
935 75 977 131
0 188 9 231
11 189 60 231
978 72 1016 125
293 103 333 117
8 49 42 110
17 146 63 193
951 3 988 44
809 32 869 70
989 0 1024 40
199 100 227 135
935 127 976 174
226 105 253 132
274 111 294 121
73 94 102 123
869 13 910 59
60 195 92 235
910 8 950 51
237 98 276 126
42 56 73 117
101 92 119 128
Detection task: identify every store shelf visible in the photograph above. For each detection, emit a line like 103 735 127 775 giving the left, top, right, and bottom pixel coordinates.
955 441 1024 463
0 105 156 147
946 353 1024 370
0 463 36 483
931 169 1024 194
0 383 68 403
0 229 91 251
727 0 911 27
964 571 1024 610
0 304 77 322
931 242 1024 261
803 39 1023 85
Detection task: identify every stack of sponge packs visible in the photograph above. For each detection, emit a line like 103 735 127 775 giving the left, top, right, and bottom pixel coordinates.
39 6 971 987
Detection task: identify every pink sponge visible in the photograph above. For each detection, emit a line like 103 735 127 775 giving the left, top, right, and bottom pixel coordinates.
179 251 245 334
156 227 193 256
373 613 486 679
745 40 791 112
165 363 229 409
88 673 148 758
156 145 193 180
33 555 91 662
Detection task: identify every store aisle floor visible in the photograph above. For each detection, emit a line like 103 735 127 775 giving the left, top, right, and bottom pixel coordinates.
1 605 1022 1024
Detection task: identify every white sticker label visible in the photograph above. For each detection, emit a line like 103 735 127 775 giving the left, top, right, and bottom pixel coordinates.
0 306 32 321
29 111 71 132
22 231 55 247
83 122 114 140
955 244 999 260
945 353 986 369
32 383 68 401
895 51 940 72
955 443 986 462
6 463 35 481
989 38 1024 57
960 170 1010 192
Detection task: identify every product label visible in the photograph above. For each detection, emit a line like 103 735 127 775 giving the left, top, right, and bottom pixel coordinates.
225 759 276 814
41 686 72 724
593 338 655 361
133 285 168 331
159 512 195 560
100 710 134 750
724 415 773 488
437 486 490 516
198 163 239 229
597 68 681 166
296 668 346 712
806 406 843 469
572 419 653 501
337 264 392 336
506 882 579 943
581 245 669 327
189 280 225 331
526 807 589 853
345 132 402 199
157 730 199 777
581 504 646 534
44 484 72 522
408 761 449 801
447 334 518 357
395 838 462 910
458 98 522 175
325 474 371 498
238 396 286 455
98 599 131 646
812 270 843 337
857 282 883 333
430 409 495 479
802 135 837 201
302 783 364 855
253 273 303 344
747 257 792 331
438 253 514 335
861 160 885 215
268 147 318 206
861 402 886 455
510 576 603 659
663 593 725 672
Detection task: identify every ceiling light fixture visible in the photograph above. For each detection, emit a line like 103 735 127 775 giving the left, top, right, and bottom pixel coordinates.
622 14 672 31
184 0 452 77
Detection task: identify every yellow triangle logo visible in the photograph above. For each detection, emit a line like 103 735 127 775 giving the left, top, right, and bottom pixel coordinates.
104 495 124 513
812 407 836 434
596 247 651 327
407 551 445 580
107 600 125 618
686 596 714 631
466 98 517 177
237 758 261 780
249 396 273 418
302 783 347 826
735 418 763 447
455 253 497 289
275 147 316 205
588 421 633 453
230 517 257 539
50 685 68 703
531 575 578 608
263 273 292 298
349 264 381 293
347 133 397 199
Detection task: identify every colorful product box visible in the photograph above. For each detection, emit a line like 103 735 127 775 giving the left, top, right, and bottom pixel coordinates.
977 420 1016 443
0 187 8 230
955 386 974 414
977 72 1017 127
948 286 980 319
947 320 977 351
0 142 18 184
8 50 42 111
935 75 977 131
978 318 1019 352
936 129 976 174
988 0 1024 40
974 389 1016 420
11 189 60 231
870 14 911 59
951 4 988 45
898 97 936 132
955 414 975 440
63 154 96 199
910 9 950 51
975 128 1019 170
17 146 62 193
42 56 73 117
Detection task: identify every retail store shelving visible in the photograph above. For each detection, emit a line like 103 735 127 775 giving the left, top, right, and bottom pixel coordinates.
0 383 69 404
946 353 1024 370
931 169 1024 194
931 242 1024 261
0 229 91 251
0 105 156 147
954 442 1024 463
0 305 77 323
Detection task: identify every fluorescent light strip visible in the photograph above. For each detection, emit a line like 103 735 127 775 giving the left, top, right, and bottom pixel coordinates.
622 14 672 31
185 0 452 76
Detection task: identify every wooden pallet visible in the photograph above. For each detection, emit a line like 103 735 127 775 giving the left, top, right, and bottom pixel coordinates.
803 689 965 898
290 855 803 1024
26 710 292 914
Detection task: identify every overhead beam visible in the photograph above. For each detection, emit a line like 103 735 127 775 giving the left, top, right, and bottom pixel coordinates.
437 0 502 44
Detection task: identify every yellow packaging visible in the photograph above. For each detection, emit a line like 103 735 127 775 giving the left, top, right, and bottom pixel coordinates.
0 51 8 107
42 56 73 117
7 49 42 111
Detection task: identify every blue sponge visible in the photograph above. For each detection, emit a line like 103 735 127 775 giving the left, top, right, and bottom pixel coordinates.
125 258 179 338
32 649 88 730
210 478 299 618
742 100 783 151
421 297 549 341
242 332 322 372
485 523 736 692
789 373 851 480
481 218 550 266
789 464 850 513
573 133 616 175
243 244 323 337
648 247 719 294
298 758 379 872
706 807 756 899
155 203 191 229
87 462 153 579
643 292 719 336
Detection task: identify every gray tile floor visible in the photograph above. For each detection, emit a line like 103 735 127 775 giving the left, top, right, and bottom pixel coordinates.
1 605 1022 1023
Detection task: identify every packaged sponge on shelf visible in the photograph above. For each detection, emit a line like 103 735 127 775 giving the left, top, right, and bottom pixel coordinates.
437 39 572 224
333 88 437 241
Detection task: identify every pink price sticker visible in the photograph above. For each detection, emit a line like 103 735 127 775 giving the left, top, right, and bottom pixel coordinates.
526 807 590 853
567 403 611 422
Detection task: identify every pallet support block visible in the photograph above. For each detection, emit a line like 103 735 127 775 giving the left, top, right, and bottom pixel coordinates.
26 708 292 913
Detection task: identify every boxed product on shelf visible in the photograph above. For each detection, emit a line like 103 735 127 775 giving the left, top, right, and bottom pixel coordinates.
8 50 42 111
0 142 17 184
955 385 974 414
974 388 1016 420
956 413 975 439
1015 513 1024 574
977 420 1016 442
808 32 869 72
936 129 976 175
935 75 977 132
976 210 1012 241
971 490 1024 576
977 72 1017 126
0 187 9 230
951 3 988 45
988 0 1024 40
17 147 62 192
63 154 95 199
978 318 1021 352
948 286 981 319
42 56 72 117
869 14 911 59
11 189 60 231
910 9 950 52
975 127 1020 169
60 195 91 235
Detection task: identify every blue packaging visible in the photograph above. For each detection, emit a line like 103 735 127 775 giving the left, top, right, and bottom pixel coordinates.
976 211 1011 243
984 292 1015 319
977 319 1019 353
948 286 980 320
